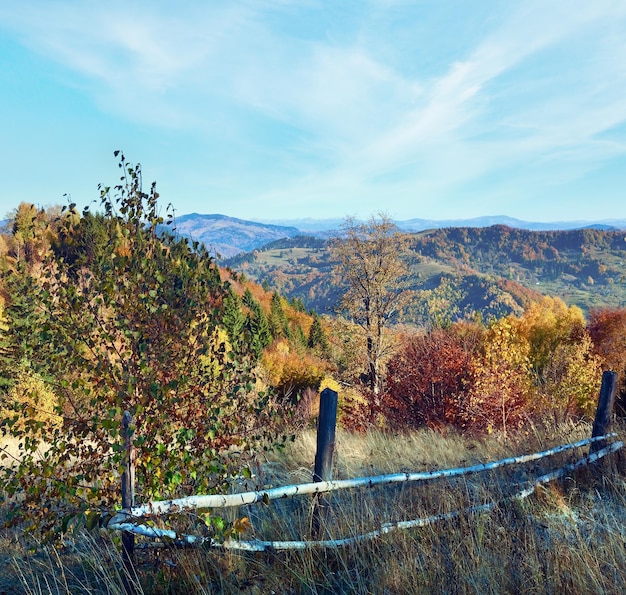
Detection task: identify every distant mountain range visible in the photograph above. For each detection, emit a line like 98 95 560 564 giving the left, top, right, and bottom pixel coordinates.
256 215 626 233
168 213 626 258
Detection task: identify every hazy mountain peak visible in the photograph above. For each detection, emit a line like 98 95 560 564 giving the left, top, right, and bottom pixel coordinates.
171 213 303 258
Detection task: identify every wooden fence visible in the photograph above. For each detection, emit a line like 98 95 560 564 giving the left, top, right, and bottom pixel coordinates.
106 371 623 556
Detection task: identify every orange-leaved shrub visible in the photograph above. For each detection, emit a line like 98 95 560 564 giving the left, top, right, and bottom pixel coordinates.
588 307 626 414
381 298 605 435
588 307 626 373
261 339 328 403
381 317 535 436
383 324 480 431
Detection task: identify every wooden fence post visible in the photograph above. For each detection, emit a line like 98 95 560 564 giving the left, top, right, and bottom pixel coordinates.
312 388 338 538
121 411 136 592
591 370 618 453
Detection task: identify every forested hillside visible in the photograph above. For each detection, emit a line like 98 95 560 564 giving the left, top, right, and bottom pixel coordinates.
225 225 626 324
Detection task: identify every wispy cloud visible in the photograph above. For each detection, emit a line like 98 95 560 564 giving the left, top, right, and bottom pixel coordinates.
1 0 625 218
0 1 260 125
306 0 626 215
358 1 626 170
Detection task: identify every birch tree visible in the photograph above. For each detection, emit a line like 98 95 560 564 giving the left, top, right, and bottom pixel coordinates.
0 152 285 536
331 214 411 399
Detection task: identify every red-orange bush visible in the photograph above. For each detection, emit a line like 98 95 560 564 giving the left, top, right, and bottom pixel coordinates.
588 307 626 413
383 325 481 431
588 308 626 372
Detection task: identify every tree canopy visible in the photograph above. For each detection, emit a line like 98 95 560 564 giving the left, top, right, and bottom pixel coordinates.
330 214 411 398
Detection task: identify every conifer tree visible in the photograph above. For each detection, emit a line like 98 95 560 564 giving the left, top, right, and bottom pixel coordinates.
243 289 272 358
293 323 308 349
290 297 306 312
269 292 291 339
307 313 328 351
222 289 246 349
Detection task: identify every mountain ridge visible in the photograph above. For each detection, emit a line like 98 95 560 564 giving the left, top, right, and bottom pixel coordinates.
170 213 626 257
254 215 625 233
4 212 624 258
171 213 302 258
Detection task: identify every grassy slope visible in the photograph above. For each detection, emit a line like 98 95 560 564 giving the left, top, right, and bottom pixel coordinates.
3 423 625 594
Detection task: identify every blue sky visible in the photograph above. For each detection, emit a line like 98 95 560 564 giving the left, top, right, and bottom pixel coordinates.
1 0 625 222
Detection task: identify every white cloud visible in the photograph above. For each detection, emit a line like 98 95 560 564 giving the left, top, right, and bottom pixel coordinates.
1 0 625 218
0 1 261 124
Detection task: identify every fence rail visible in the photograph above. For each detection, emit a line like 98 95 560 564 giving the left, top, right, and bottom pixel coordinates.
108 432 617 522
106 437 622 550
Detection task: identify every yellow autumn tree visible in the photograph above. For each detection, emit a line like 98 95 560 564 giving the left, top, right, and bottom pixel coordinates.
513 296 602 420
469 316 533 436
261 339 327 402
541 331 602 422
515 296 586 380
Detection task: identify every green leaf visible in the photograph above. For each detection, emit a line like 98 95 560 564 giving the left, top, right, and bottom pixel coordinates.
61 515 73 534
85 510 101 531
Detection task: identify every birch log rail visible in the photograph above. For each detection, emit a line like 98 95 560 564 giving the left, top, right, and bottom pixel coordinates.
106 439 623 550
107 374 623 556
108 433 617 521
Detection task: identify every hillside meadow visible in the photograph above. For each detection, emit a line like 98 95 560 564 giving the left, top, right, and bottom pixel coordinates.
1 422 625 594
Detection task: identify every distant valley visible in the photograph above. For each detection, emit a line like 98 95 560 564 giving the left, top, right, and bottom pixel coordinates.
7 210 626 325
221 224 626 326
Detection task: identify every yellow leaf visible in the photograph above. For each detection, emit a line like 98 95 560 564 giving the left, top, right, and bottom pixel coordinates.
232 516 252 535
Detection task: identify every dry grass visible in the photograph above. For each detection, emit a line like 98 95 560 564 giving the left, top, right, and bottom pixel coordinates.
2 421 625 594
